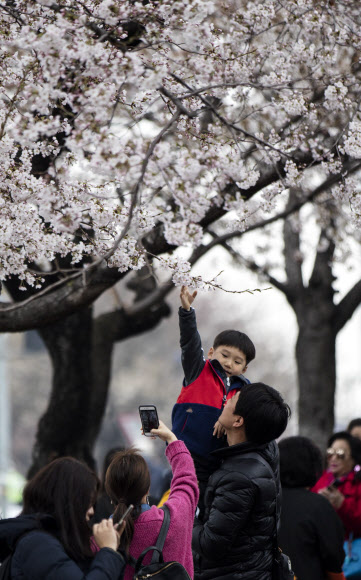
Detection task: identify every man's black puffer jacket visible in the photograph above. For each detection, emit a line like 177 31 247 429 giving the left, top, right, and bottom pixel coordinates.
192 440 280 580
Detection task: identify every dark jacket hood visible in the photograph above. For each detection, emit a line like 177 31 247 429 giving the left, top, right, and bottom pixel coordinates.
0 513 56 561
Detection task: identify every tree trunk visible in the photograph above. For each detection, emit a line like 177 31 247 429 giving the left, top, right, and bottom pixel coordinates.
295 307 336 449
292 229 337 449
28 307 95 478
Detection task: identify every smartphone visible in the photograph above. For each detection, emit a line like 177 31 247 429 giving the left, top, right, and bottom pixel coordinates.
327 479 341 491
114 504 134 530
139 405 159 437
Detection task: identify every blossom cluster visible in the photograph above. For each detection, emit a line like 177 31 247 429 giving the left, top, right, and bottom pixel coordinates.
0 0 360 288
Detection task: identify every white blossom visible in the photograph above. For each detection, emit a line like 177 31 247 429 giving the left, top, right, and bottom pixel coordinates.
0 0 359 287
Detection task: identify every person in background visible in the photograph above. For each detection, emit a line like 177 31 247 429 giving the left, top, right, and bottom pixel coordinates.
105 420 198 580
312 431 361 539
0 457 125 580
93 446 125 523
347 418 361 441
278 436 345 580
172 285 255 518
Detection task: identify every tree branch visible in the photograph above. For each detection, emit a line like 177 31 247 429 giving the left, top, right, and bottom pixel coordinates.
309 228 336 291
207 230 290 295
190 159 361 264
0 266 125 331
283 189 304 291
334 279 361 334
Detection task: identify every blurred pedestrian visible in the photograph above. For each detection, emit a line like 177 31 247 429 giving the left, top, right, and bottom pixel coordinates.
279 436 345 580
312 431 361 539
0 457 125 579
347 418 361 441
105 420 198 580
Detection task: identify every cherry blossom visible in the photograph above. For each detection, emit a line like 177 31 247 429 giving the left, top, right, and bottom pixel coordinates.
0 0 360 293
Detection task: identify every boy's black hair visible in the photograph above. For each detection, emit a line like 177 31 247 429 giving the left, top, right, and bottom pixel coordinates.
234 382 291 444
347 418 361 432
279 436 323 488
213 329 256 364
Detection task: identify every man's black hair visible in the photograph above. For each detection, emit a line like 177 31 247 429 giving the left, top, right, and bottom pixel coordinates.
279 436 322 488
234 382 290 444
213 329 256 364
347 418 361 432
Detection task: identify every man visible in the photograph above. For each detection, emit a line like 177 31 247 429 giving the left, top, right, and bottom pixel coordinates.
192 382 291 580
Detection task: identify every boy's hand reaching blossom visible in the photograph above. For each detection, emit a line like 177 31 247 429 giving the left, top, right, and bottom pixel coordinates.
180 285 197 311
213 420 226 438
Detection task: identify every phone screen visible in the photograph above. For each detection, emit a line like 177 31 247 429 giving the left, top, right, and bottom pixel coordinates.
139 406 159 435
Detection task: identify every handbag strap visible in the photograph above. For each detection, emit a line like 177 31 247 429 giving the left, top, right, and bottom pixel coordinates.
127 504 171 568
241 452 280 548
150 504 170 564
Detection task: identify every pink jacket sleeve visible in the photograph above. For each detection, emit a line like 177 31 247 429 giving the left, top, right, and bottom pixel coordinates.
165 440 199 514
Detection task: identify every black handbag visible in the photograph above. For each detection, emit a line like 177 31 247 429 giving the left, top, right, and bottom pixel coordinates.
242 452 294 580
131 505 191 580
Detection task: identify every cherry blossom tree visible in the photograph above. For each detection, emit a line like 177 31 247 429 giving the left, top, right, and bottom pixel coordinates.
1 0 361 468
218 188 361 448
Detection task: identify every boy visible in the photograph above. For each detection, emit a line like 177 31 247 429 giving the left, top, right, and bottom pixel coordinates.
171 286 256 516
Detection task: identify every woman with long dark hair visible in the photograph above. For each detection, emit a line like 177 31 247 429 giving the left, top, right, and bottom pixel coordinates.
104 420 199 580
0 457 125 579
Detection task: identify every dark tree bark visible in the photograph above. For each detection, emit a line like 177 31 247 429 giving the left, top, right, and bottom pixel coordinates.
28 307 95 478
285 231 337 446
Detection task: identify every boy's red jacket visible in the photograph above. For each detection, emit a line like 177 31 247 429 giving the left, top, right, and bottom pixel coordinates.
172 359 249 457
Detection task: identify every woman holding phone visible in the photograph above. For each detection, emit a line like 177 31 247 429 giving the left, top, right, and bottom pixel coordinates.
105 420 199 580
0 457 126 580
312 431 361 539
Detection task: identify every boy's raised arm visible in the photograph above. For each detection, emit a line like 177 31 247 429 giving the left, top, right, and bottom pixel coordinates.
179 286 205 385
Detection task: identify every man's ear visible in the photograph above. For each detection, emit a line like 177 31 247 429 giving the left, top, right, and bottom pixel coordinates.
207 346 214 359
243 365 248 373
233 415 244 429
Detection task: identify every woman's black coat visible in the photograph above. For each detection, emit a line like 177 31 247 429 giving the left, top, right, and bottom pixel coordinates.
192 440 280 580
278 487 345 580
0 514 125 580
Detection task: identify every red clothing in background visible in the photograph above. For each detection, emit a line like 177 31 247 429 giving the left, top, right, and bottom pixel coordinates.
312 470 361 538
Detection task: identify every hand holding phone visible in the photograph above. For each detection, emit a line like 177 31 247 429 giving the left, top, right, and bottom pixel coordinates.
139 405 159 437
148 419 178 444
